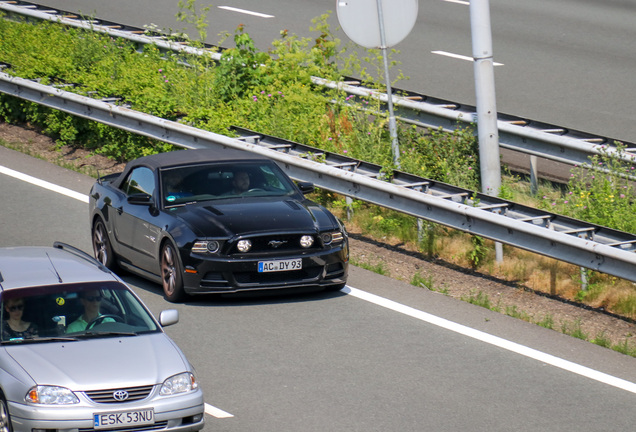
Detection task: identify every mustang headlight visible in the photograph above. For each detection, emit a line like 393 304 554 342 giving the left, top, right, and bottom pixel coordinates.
26 386 79 405
237 239 252 252
321 231 344 245
160 372 198 396
192 240 220 254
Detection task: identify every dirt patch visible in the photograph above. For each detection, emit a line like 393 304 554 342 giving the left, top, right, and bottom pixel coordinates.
1 121 635 351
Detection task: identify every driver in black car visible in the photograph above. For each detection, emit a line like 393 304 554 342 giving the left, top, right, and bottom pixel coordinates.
66 290 114 333
229 170 251 195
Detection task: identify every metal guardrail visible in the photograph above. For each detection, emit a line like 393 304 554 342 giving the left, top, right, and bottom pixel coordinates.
312 77 636 169
2 0 635 172
2 70 636 283
0 0 224 60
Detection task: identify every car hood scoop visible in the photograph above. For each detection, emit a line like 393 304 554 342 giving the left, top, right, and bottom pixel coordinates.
176 199 335 237
7 333 187 390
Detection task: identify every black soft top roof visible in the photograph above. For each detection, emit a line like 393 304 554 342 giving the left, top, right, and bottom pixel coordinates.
112 148 267 187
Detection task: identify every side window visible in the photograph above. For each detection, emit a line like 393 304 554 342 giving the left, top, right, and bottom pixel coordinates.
122 167 155 196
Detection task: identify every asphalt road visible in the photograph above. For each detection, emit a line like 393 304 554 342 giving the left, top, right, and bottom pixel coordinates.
2 146 636 430
36 0 636 145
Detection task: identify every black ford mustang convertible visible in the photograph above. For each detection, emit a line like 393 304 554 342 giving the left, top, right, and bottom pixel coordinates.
89 149 349 302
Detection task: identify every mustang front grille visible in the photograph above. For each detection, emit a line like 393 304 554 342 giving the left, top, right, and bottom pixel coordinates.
234 267 322 284
229 234 319 254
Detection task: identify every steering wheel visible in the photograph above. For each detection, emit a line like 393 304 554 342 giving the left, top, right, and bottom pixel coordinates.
246 188 265 193
86 314 123 330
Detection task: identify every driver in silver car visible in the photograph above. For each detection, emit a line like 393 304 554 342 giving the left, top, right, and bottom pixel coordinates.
66 290 114 332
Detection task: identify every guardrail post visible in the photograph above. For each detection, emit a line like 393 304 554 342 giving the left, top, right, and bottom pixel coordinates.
530 155 538 195
346 196 354 221
580 267 589 291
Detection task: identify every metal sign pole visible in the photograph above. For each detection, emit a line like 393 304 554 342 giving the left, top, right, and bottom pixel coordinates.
470 0 503 262
375 0 400 168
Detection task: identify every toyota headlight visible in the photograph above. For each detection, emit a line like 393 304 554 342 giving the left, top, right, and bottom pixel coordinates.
26 386 79 405
160 372 198 396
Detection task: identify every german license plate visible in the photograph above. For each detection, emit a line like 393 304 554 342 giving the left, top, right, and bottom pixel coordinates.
94 409 154 430
258 258 302 272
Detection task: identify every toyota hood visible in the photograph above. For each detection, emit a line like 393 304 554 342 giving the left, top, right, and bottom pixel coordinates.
5 333 189 390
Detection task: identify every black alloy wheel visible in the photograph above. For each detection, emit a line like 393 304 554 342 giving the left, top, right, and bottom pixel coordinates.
161 242 186 303
92 219 117 270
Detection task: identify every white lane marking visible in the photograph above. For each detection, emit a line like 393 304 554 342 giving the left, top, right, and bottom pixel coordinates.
0 165 89 203
342 286 636 394
205 403 234 418
432 50 504 66
218 6 274 18
443 0 470 5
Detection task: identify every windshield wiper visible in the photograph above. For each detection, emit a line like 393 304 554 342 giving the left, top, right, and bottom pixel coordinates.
77 331 138 338
1 336 79 344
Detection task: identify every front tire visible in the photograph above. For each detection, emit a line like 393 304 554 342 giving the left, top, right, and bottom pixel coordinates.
92 219 118 270
161 242 186 303
0 394 13 432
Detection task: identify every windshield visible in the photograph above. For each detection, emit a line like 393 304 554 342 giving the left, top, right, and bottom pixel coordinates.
161 161 298 207
1 281 160 344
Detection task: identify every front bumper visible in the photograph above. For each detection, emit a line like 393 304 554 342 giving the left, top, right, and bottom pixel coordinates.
8 388 204 432
182 242 349 294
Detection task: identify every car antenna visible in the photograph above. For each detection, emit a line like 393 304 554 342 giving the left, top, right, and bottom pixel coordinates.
45 252 64 283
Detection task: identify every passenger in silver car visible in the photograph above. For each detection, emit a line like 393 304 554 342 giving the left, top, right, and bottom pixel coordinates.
2 298 39 340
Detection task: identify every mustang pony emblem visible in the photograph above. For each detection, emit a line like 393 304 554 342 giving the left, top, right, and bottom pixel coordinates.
268 240 287 249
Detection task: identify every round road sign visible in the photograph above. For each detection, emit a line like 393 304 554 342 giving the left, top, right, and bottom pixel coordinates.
336 0 418 49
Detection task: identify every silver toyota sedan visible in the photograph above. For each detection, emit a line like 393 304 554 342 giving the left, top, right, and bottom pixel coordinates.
0 242 205 432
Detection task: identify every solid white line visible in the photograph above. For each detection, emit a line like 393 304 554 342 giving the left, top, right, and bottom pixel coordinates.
432 50 504 66
342 286 636 394
217 6 274 18
443 0 470 5
205 403 234 418
0 165 89 203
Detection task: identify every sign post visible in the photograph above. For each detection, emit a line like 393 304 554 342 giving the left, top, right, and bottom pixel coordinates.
336 0 418 168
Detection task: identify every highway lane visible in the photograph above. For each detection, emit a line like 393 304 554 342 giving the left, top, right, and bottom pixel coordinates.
2 146 636 430
33 0 636 144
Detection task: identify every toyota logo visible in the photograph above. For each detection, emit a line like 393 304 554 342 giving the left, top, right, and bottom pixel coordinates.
113 390 129 401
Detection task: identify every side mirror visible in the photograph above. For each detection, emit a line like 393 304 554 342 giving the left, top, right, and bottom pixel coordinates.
159 309 179 327
128 193 153 205
297 182 315 195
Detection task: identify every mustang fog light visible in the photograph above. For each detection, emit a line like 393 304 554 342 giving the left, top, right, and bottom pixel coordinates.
237 239 252 252
300 235 314 248
26 386 79 405
160 372 198 396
